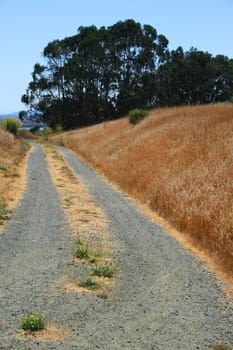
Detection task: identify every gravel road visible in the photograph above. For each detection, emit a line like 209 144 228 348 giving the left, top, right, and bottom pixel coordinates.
0 144 232 350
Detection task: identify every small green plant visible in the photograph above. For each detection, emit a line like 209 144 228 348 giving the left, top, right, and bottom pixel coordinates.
4 172 20 177
91 264 115 278
0 117 21 135
129 109 148 125
0 202 10 221
0 163 7 171
20 312 46 332
78 278 100 291
73 238 90 259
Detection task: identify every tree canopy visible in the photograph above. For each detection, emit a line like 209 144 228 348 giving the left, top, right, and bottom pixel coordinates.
22 19 233 129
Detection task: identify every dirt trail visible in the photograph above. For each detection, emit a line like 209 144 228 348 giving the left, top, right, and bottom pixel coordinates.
0 144 232 350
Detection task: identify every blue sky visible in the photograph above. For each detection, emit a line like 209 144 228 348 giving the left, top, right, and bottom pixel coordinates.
1 0 233 114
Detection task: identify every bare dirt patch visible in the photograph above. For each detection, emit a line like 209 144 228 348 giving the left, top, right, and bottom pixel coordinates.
18 324 72 343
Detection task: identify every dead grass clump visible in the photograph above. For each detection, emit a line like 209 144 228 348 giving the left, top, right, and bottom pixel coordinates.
56 103 233 281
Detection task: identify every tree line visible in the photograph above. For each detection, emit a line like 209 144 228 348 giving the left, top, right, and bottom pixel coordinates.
21 19 233 129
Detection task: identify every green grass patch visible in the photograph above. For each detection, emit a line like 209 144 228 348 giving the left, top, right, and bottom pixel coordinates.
20 312 46 332
4 172 20 177
91 264 115 278
78 278 101 291
0 163 8 171
72 238 90 259
0 202 10 221
129 109 148 125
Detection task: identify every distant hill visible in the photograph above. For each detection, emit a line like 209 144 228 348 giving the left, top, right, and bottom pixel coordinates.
0 112 19 119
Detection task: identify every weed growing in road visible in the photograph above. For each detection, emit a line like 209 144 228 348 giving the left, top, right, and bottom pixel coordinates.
0 202 10 221
78 278 101 291
91 264 115 278
73 238 90 259
0 163 8 171
4 171 20 177
20 312 46 332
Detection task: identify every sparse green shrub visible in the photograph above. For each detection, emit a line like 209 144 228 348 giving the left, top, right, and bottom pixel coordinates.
0 163 8 171
73 238 90 259
129 109 148 125
91 264 115 278
0 202 10 220
20 312 46 332
0 117 21 135
78 278 100 290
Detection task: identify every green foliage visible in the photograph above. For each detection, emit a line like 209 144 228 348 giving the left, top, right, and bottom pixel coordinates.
20 312 46 332
91 264 115 278
73 238 90 259
156 49 233 106
78 278 100 291
129 109 148 125
22 19 233 129
0 163 8 171
0 117 21 135
0 202 10 221
21 20 168 129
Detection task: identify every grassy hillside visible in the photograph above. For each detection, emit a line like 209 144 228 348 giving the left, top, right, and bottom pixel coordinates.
57 103 233 276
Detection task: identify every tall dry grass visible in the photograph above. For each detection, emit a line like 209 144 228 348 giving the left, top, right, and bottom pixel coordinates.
0 128 29 207
59 103 233 275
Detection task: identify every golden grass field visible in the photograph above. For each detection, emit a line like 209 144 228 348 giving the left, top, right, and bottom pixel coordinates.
56 103 233 278
0 128 29 214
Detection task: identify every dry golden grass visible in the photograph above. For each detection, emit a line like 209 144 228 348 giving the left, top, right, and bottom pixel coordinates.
0 128 30 217
52 103 233 281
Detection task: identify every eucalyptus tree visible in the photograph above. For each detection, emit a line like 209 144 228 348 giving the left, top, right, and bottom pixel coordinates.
22 19 169 129
156 48 233 106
